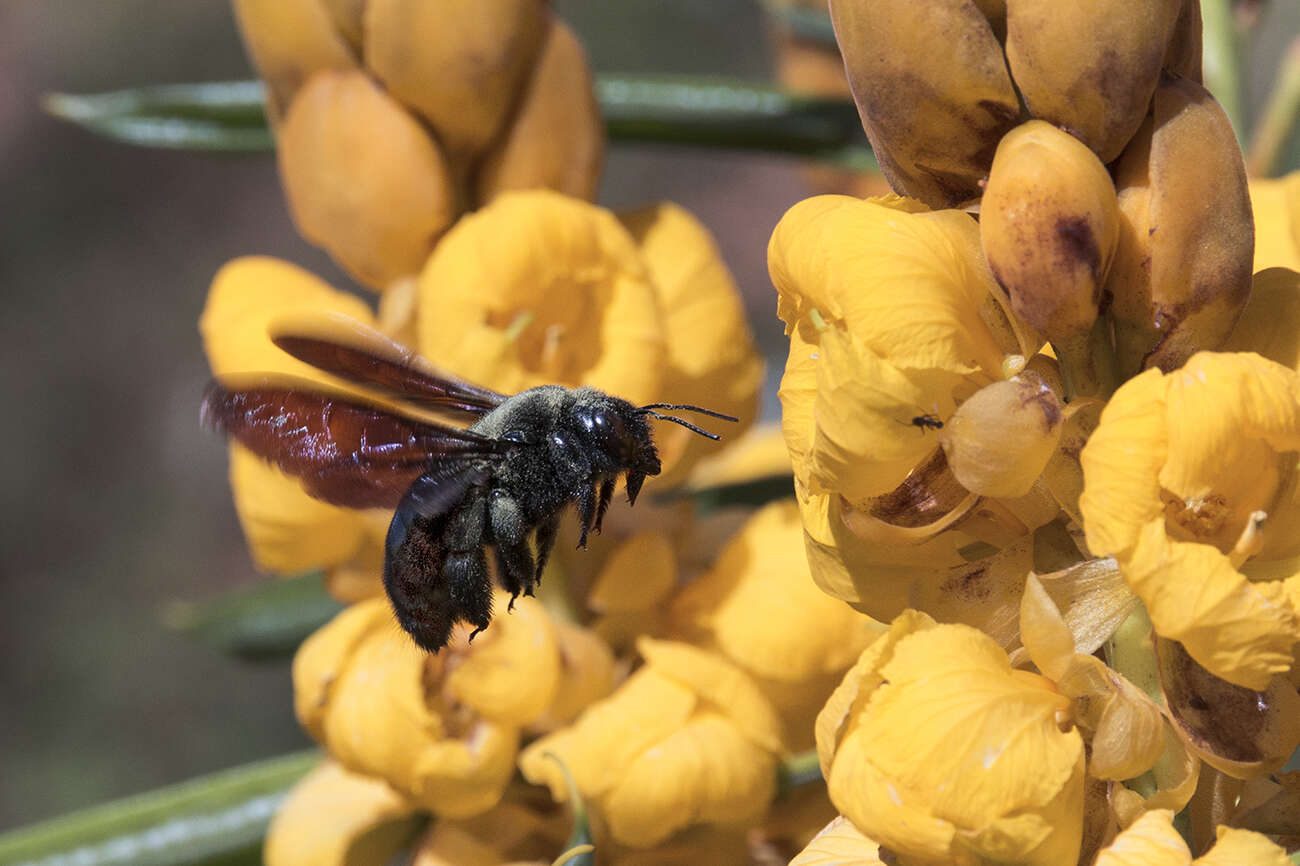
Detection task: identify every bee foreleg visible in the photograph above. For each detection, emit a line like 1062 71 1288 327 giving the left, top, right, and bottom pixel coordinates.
593 476 616 534
576 483 597 549
488 490 536 607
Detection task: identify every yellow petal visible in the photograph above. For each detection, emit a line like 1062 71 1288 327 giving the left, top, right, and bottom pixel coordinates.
1194 826 1291 866
814 612 935 776
1224 268 1300 371
942 371 1065 499
636 638 784 754
519 668 696 800
228 445 371 574
788 816 885 866
418 190 665 405
1094 809 1191 866
769 195 1006 377
292 597 394 741
601 712 776 847
619 201 763 482
1249 171 1300 273
669 501 880 682
685 422 791 490
445 592 561 726
587 531 677 613
264 761 422 866
200 256 376 379
829 622 1085 865
1020 573 1077 682
277 70 457 290
532 621 616 729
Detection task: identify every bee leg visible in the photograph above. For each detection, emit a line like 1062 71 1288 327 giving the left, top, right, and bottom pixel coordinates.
533 512 560 586
488 490 535 607
576 483 597 549
443 495 492 642
593 476 616 535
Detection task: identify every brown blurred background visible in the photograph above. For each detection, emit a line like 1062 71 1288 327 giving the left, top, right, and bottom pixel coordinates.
1 0 1296 831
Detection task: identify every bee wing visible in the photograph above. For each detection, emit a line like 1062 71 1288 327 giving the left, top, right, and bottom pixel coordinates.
202 383 508 509
270 320 508 416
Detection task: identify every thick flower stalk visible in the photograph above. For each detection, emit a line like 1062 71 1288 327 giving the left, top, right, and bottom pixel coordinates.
232 0 602 289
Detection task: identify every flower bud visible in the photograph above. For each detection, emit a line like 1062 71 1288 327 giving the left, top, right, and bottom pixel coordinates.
1106 75 1254 377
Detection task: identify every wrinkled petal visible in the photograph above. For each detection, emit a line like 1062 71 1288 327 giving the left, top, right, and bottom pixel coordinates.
1194 826 1291 866
445 594 560 726
1094 809 1190 866
264 761 422 866
618 202 763 481
602 713 776 847
788 816 885 866
418 190 665 406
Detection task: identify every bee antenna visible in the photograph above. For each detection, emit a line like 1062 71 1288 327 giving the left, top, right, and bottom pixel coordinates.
643 411 721 440
637 403 738 422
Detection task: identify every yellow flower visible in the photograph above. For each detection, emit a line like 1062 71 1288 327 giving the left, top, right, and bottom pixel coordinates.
1224 268 1300 371
418 190 758 479
519 638 782 848
232 1 602 290
788 815 886 866
264 761 423 866
199 256 386 574
294 593 606 818
1250 171 1300 273
618 202 764 483
1093 808 1289 866
1079 352 1300 689
407 796 569 866
418 189 665 406
816 611 1085 866
669 500 883 749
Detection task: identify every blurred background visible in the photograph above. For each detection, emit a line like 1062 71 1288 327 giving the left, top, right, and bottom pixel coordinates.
1 0 1296 831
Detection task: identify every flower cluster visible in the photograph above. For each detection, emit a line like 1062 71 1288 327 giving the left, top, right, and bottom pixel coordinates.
772 0 1300 862
197 0 1300 863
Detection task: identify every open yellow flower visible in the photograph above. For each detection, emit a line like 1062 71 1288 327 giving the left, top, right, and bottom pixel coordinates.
519 638 782 848
1093 808 1289 866
294 593 605 819
1079 351 1300 689
669 500 883 749
418 189 758 479
816 611 1085 866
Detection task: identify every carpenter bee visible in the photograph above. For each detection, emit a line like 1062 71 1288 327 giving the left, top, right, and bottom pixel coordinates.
202 320 735 652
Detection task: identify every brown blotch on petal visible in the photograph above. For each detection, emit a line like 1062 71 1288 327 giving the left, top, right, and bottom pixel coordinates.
868 448 968 528
1158 638 1265 766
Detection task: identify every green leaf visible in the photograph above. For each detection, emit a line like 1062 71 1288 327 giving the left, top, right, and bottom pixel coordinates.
161 572 343 661
45 75 873 166
656 472 796 514
0 750 320 866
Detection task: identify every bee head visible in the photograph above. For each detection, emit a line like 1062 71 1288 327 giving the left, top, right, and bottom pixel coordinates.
572 393 661 477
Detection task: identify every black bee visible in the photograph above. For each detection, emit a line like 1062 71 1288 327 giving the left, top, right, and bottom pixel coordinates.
202 323 734 652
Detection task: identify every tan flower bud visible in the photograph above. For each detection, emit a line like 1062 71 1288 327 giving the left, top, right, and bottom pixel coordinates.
828 0 1019 207
277 70 458 290
1005 0 1183 163
231 0 357 120
1106 75 1254 376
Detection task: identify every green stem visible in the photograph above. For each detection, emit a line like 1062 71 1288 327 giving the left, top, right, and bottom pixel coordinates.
776 750 823 796
44 75 874 166
1247 37 1300 177
1201 0 1245 137
543 753 594 866
0 750 319 866
1105 603 1161 705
